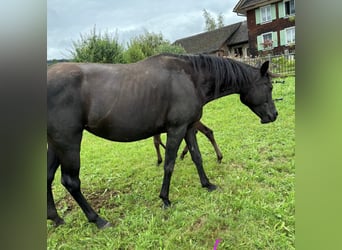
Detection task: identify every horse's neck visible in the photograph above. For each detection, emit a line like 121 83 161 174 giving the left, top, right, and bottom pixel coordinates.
199 74 241 104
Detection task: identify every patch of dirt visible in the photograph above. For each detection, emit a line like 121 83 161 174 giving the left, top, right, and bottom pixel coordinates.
56 188 119 214
190 216 208 231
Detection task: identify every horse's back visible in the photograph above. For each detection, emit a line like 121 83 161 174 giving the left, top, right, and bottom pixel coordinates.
78 62 175 141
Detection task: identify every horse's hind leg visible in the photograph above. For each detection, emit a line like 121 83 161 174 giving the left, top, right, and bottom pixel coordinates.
59 145 111 229
196 121 223 163
47 145 64 226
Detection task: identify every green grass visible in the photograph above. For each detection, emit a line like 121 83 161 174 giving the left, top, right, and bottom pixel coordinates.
47 77 295 249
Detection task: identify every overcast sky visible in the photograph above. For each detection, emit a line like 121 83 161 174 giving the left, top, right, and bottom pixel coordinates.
47 0 246 60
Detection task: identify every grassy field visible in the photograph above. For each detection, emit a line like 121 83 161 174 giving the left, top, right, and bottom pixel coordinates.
47 77 295 249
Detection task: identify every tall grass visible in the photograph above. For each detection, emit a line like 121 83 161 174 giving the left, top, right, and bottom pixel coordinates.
47 77 295 249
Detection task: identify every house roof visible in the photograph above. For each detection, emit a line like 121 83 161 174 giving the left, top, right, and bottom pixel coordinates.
226 21 248 46
173 21 248 54
233 0 281 15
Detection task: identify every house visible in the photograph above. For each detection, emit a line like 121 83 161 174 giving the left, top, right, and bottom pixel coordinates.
174 21 249 58
233 0 295 57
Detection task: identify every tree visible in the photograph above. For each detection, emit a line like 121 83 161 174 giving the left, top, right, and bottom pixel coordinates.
217 12 224 28
202 9 225 31
70 26 125 63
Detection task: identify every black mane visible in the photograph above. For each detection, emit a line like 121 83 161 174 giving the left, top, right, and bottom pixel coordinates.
160 53 257 97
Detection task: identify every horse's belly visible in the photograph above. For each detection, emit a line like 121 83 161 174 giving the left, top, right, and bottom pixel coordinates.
85 116 166 142
86 127 164 142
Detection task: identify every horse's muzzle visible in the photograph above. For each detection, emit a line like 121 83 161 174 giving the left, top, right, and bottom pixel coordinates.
261 111 278 124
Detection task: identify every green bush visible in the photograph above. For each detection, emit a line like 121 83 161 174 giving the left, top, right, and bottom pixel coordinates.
70 26 125 64
70 28 186 64
271 56 295 74
154 43 186 55
124 31 185 63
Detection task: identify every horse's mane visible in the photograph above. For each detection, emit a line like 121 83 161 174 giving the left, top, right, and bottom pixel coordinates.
159 53 257 92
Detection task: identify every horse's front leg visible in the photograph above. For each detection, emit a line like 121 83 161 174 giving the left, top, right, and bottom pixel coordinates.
159 126 187 207
184 127 217 191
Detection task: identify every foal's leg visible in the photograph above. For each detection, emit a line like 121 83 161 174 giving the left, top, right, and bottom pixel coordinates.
153 134 165 166
196 121 223 163
159 126 187 207
179 144 189 160
47 145 64 226
59 147 111 229
180 130 197 160
184 127 217 191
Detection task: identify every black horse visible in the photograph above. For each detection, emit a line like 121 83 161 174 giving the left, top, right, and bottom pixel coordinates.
47 53 278 228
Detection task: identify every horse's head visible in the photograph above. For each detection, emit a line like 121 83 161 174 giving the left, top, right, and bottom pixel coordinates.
240 61 278 124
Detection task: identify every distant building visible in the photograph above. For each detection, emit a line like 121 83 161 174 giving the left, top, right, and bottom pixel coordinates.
233 0 295 56
174 21 249 58
47 59 70 66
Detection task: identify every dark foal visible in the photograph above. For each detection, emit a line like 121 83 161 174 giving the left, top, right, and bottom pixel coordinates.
153 120 223 165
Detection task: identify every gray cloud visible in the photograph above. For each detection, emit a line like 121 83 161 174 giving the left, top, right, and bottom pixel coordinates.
47 0 245 59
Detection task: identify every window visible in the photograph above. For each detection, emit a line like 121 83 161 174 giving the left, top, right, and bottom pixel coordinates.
280 27 295 46
285 0 295 16
257 32 278 51
256 5 276 24
260 5 272 23
286 27 295 44
234 47 243 57
262 33 273 49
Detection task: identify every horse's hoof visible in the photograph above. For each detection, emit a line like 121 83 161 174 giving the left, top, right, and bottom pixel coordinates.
162 199 171 209
95 218 112 229
99 221 112 229
54 218 65 227
206 183 217 192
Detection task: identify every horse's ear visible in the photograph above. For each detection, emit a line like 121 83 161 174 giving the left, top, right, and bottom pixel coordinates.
260 61 269 76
